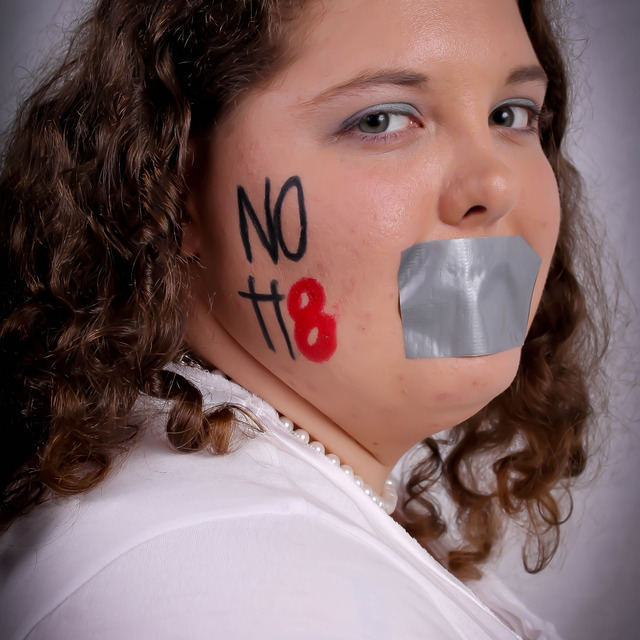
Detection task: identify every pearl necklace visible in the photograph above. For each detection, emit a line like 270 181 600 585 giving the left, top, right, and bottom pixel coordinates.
187 362 399 515
277 415 398 515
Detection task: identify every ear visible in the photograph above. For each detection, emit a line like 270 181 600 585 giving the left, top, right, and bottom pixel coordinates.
180 140 204 259
181 196 202 259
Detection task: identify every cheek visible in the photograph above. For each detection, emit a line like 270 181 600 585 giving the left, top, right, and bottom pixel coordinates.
194 167 349 365
520 158 561 323
303 149 432 245
525 157 561 252
355 176 424 245
295 169 429 329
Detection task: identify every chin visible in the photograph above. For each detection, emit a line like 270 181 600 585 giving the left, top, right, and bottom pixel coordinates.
419 346 522 431
472 347 522 399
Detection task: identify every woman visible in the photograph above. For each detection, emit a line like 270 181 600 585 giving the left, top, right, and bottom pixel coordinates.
0 0 607 638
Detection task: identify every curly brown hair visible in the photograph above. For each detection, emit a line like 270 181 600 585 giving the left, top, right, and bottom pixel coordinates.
0 0 608 580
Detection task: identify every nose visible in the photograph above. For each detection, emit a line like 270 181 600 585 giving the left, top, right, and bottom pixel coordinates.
437 138 522 228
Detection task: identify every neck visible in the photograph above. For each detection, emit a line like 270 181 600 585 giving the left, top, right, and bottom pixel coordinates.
185 300 393 494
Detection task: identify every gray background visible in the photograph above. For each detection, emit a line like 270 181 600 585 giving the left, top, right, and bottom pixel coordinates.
1 1 638 639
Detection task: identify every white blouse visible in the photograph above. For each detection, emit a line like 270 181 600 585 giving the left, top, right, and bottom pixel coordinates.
0 364 561 639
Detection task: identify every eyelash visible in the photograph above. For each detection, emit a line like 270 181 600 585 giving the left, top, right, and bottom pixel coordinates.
338 99 545 145
489 99 544 137
339 103 421 145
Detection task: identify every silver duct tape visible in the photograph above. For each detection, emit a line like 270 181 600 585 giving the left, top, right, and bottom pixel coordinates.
398 236 541 358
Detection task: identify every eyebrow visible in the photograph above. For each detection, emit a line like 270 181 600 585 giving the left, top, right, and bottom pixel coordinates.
300 70 430 109
300 64 548 110
505 64 548 87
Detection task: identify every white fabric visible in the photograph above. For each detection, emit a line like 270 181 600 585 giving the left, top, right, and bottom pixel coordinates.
0 365 562 639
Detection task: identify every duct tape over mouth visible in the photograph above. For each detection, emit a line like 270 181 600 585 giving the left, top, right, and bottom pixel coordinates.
398 235 541 358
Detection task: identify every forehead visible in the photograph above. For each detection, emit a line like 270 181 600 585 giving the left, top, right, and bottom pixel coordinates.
279 0 537 90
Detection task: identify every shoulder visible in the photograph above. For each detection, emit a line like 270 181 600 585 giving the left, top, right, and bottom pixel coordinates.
0 425 306 639
18 511 464 640
0 373 526 640
1 431 472 640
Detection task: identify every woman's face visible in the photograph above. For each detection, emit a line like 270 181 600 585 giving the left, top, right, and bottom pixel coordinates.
186 0 560 461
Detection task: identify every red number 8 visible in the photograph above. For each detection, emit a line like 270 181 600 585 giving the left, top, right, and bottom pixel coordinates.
287 278 337 362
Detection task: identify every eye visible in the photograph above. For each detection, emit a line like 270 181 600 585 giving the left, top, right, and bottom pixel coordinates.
357 111 413 134
489 99 540 131
340 102 421 140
